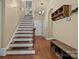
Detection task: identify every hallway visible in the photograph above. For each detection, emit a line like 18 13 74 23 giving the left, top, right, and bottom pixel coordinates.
0 0 78 59
0 36 58 59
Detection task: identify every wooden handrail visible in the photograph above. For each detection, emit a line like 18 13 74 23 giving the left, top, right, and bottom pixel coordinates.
32 16 36 48
33 28 36 43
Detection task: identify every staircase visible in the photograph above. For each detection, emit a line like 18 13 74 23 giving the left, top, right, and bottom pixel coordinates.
7 15 35 55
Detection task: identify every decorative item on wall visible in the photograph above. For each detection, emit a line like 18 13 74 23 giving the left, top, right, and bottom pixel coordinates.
70 7 78 15
34 10 45 16
66 17 71 21
66 7 78 21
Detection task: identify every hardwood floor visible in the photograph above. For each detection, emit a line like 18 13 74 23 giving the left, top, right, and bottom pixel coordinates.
0 36 58 59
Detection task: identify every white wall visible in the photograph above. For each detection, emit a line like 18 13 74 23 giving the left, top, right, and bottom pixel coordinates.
3 0 25 48
53 14 78 49
47 0 78 49
43 12 49 37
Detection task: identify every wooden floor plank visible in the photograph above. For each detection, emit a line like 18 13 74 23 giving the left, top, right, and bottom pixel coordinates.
0 36 58 59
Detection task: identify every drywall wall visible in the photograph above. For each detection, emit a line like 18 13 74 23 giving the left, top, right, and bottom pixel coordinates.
42 11 49 38
53 14 78 49
3 0 25 48
48 0 78 49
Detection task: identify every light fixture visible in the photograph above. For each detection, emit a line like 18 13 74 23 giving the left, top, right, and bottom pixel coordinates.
42 10 44 14
38 10 45 16
41 3 43 5
38 11 42 15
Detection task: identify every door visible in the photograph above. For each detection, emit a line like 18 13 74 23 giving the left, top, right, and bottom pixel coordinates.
34 19 43 35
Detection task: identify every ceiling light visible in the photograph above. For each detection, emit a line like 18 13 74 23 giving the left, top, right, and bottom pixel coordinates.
41 3 43 5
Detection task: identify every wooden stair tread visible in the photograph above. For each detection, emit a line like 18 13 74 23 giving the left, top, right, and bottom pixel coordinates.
18 27 33 28
19 25 33 26
14 36 33 39
15 34 33 36
15 33 33 34
20 23 33 24
18 28 33 30
8 47 34 51
22 20 32 21
16 32 33 34
21 22 33 23
17 30 33 31
13 39 33 42
14 38 33 40
12 41 33 44
18 26 33 28
20 24 33 26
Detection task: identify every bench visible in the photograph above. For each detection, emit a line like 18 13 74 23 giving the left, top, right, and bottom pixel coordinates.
50 39 77 59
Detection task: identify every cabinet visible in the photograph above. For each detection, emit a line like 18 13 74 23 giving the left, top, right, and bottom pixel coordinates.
51 5 70 21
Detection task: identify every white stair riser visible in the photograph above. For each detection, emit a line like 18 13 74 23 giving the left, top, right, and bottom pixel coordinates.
7 50 35 54
20 23 33 24
10 44 33 47
17 29 33 31
20 24 33 25
19 25 33 26
13 39 33 41
22 20 33 22
20 23 33 25
17 31 33 33
18 26 33 28
20 22 33 24
18 26 33 29
21 19 33 22
15 35 33 37
18 28 33 30
15 34 33 37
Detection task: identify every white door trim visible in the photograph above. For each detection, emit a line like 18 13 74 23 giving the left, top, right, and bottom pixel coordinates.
0 0 6 56
0 0 2 48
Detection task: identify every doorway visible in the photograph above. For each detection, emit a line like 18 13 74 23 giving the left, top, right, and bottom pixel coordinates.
26 1 32 15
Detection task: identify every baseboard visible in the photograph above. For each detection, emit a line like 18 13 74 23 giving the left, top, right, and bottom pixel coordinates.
0 48 6 56
46 38 56 40
46 38 53 40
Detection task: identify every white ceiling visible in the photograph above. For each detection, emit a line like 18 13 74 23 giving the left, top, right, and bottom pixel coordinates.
33 0 50 15
23 0 52 16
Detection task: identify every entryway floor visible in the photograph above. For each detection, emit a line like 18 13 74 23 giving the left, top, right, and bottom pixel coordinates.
0 36 58 59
